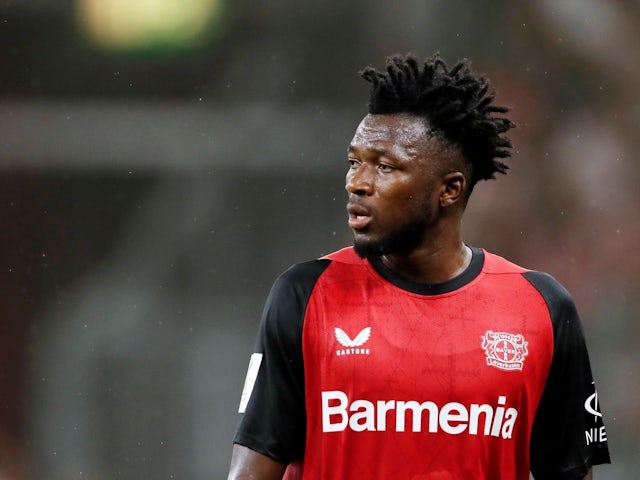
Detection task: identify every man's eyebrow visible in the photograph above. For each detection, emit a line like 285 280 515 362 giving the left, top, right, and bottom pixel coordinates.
348 145 391 156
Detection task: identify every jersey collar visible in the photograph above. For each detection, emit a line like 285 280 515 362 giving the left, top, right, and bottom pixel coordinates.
367 246 484 295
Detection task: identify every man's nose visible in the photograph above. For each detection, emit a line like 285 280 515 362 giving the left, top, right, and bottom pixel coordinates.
345 165 374 195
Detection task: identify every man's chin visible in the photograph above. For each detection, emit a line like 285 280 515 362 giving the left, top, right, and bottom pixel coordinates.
352 222 425 259
353 238 386 259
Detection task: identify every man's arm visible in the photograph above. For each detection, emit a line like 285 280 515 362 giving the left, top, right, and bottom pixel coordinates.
525 272 609 479
230 261 329 477
227 444 287 480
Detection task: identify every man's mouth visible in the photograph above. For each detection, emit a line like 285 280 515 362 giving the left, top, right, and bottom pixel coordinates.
348 214 371 229
347 204 372 230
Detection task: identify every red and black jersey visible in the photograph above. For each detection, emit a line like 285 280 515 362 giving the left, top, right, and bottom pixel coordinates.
234 247 610 479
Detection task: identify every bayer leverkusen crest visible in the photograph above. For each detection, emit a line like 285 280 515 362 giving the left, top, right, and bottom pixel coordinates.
481 331 528 371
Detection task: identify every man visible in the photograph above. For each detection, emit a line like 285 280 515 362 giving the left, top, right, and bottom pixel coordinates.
227 53 611 479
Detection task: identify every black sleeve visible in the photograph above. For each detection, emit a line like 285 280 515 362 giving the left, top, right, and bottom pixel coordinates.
524 272 611 480
232 259 330 464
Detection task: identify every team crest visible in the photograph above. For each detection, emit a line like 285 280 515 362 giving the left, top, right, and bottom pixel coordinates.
334 326 371 356
481 331 528 371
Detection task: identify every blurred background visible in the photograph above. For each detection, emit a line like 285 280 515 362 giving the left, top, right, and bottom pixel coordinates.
0 0 638 478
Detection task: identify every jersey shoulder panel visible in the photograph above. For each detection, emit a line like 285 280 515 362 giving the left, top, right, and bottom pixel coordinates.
321 246 366 265
521 271 575 331
256 258 333 348
269 259 333 323
482 250 530 275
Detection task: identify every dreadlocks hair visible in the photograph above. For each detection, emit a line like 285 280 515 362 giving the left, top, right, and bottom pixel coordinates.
360 53 516 186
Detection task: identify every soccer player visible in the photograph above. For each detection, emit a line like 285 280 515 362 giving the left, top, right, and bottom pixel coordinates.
227 53 611 479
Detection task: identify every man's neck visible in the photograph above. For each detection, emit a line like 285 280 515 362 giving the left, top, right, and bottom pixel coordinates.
380 238 471 285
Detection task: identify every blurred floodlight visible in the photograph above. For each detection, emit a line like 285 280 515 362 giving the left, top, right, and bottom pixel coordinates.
76 0 223 52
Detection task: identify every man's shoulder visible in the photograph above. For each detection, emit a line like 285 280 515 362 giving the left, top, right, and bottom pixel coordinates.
275 257 332 290
279 247 362 277
481 249 574 307
481 249 531 275
273 247 366 293
320 246 365 264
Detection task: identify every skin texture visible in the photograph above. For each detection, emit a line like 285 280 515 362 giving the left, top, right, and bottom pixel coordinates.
227 444 286 480
227 112 595 480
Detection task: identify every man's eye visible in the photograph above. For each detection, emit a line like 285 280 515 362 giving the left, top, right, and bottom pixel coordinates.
348 159 359 168
378 164 394 172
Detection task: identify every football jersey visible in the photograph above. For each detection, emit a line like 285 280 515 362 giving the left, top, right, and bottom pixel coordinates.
234 247 610 479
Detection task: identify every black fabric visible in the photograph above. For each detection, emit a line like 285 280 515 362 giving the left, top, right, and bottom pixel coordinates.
524 271 611 479
233 259 330 463
368 246 484 295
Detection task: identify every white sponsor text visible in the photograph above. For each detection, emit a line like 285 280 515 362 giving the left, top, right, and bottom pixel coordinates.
322 390 518 439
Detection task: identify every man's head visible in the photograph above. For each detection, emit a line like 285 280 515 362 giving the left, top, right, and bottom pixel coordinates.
347 53 515 259
362 53 515 188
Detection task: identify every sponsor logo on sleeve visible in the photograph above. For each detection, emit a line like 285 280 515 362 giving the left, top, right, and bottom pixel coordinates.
334 326 371 356
584 387 607 445
481 331 528 371
238 353 263 413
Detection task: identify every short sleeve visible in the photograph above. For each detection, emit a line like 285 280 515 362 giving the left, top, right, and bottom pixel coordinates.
233 259 330 464
524 272 611 479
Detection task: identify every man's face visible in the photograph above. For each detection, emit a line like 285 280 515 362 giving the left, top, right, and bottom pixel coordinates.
345 113 451 258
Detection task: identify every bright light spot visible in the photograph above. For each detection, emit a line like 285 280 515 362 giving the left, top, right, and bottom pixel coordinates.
77 0 223 51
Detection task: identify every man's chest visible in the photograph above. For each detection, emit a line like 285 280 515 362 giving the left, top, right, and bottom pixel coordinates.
302 280 554 408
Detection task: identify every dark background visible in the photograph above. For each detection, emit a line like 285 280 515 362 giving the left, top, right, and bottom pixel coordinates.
1 1 638 478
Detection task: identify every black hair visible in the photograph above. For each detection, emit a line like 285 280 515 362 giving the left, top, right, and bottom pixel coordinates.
360 53 515 185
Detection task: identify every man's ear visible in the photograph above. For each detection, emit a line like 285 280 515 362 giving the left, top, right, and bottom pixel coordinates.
440 171 466 207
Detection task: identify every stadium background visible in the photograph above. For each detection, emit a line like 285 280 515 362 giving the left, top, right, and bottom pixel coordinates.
0 1 638 478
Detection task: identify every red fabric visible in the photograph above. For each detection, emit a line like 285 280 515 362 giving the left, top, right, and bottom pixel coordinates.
296 248 553 479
